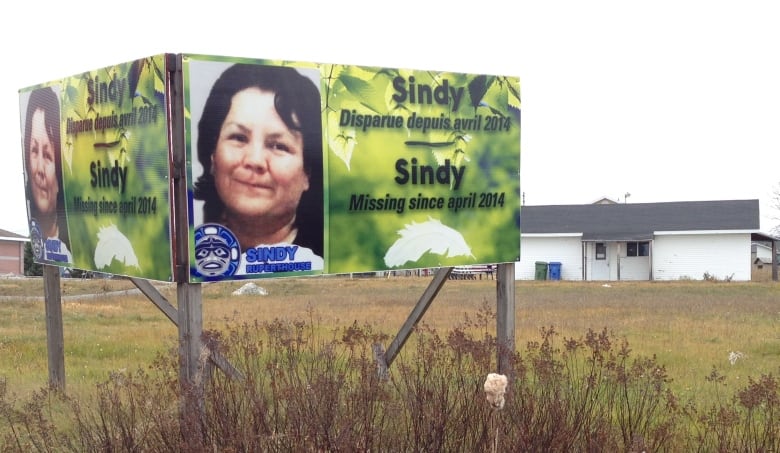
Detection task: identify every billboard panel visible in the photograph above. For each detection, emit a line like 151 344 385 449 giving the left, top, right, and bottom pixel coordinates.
326 66 521 274
19 55 174 281
184 54 520 282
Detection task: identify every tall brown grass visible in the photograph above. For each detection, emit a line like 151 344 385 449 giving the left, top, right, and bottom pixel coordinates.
1 275 778 450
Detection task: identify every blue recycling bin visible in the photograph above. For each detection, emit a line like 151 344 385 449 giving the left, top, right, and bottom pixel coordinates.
548 262 562 280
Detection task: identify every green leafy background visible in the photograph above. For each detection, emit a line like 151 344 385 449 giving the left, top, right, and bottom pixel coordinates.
60 55 173 281
182 55 520 280
323 65 521 273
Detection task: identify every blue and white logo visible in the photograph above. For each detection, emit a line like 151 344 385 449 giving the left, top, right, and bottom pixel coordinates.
29 219 43 261
193 224 240 278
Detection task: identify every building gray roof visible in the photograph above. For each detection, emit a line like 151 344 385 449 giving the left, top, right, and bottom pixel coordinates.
520 199 760 241
0 228 28 241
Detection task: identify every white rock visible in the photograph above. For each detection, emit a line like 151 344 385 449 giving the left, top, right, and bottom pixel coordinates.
231 282 268 296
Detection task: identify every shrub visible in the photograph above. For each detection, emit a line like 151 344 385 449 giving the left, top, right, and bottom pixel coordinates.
1 313 778 451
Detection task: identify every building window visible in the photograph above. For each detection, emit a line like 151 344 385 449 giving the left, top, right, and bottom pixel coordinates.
626 241 649 257
595 243 606 260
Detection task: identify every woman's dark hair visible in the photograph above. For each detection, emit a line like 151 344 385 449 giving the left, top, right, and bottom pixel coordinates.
24 86 69 246
193 64 323 256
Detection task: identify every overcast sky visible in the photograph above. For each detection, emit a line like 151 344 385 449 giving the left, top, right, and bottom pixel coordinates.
3 1 778 236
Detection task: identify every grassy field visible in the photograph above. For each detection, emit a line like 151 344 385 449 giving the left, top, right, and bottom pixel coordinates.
1 274 778 406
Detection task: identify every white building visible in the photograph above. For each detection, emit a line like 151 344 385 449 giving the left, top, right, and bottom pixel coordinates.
516 199 777 281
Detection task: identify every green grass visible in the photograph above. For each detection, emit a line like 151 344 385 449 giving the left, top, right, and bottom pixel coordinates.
1 283 177 395
2 275 779 451
1 275 778 406
513 281 780 405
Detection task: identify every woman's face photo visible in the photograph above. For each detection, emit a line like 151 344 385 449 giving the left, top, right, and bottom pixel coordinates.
212 87 309 225
28 108 59 216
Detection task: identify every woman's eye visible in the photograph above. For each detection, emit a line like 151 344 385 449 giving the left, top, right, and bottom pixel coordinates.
228 133 249 143
270 142 291 153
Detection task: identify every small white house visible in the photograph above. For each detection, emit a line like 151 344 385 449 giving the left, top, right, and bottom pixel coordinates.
516 199 777 281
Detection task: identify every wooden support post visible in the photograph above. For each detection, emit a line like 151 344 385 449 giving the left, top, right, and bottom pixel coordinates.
773 240 778 282
130 277 244 380
374 266 453 376
43 265 65 391
496 262 516 377
165 57 218 443
178 282 203 384
164 53 206 389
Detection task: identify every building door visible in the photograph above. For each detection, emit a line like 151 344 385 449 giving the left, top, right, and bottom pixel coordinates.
591 242 610 280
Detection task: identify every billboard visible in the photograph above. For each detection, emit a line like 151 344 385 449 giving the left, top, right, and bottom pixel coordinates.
19 53 518 283
184 55 520 282
19 55 174 281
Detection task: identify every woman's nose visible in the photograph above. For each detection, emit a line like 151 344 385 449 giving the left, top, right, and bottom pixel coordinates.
32 154 44 173
243 141 268 169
